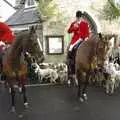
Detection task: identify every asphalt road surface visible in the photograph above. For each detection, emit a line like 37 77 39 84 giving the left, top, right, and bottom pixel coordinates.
0 84 120 120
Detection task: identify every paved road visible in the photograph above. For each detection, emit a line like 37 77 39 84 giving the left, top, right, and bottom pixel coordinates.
0 85 120 120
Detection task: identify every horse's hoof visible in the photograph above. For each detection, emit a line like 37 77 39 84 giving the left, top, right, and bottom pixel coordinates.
79 97 84 102
109 92 113 96
11 106 16 113
18 114 23 118
83 93 87 101
19 87 22 93
24 102 29 108
106 91 112 96
106 90 109 94
68 80 71 85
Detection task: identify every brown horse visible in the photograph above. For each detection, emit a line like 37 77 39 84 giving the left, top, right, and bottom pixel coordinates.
75 33 115 102
2 26 44 112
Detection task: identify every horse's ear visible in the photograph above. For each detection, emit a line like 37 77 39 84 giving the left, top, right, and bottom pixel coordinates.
98 32 102 40
29 26 36 34
34 25 38 30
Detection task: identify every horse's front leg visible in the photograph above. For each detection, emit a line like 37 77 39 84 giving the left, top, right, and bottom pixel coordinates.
76 71 84 102
22 85 28 108
20 76 28 108
110 79 115 94
77 80 85 102
82 73 90 101
10 86 16 112
4 76 9 88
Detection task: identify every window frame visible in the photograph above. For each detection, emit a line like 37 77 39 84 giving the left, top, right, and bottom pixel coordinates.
46 35 64 55
25 0 36 8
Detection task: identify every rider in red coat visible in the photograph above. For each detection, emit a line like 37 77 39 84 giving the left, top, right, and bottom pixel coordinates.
67 11 90 75
0 22 15 44
0 22 15 80
68 11 90 51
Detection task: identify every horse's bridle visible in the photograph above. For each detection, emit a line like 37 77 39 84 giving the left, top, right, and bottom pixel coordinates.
95 38 107 69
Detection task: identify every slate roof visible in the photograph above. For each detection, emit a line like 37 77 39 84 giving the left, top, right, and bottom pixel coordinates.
5 7 42 26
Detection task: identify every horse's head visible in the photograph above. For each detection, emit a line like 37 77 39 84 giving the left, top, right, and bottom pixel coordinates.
21 26 44 63
96 33 115 67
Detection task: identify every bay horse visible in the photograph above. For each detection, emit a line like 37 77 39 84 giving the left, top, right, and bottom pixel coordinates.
75 33 115 102
2 26 44 112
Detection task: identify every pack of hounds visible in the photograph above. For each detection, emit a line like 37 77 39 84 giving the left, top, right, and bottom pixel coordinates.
31 62 68 84
30 56 120 95
89 55 120 95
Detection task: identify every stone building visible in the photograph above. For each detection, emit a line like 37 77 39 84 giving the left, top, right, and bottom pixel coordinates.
6 0 120 62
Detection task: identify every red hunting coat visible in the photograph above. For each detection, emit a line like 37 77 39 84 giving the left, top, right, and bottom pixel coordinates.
0 22 15 44
68 20 90 45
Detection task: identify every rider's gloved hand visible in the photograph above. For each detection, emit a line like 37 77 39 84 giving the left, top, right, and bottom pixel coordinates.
85 37 88 41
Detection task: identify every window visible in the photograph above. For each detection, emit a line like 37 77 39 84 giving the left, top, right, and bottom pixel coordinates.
46 36 64 55
27 0 34 6
25 0 36 8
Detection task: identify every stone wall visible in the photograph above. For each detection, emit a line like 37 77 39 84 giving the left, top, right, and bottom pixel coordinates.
40 0 120 63
42 18 67 63
44 54 67 63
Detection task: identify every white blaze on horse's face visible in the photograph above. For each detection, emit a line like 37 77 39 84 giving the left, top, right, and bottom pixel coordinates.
28 26 43 57
109 37 115 48
37 37 43 52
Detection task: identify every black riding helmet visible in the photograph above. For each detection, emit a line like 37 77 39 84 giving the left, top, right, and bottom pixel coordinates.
76 10 83 18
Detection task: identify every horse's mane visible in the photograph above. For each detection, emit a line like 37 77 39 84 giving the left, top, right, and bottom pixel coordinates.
12 30 29 52
4 30 30 69
10 30 30 58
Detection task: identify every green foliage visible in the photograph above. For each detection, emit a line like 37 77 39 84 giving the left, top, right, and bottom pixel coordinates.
102 0 120 20
36 0 59 19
